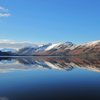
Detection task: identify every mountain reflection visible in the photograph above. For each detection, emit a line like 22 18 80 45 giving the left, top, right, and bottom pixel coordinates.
0 56 100 72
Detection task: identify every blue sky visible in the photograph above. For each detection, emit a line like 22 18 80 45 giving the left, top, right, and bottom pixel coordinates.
0 0 100 43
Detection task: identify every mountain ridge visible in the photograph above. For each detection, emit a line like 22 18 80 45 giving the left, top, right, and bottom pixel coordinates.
0 40 99 56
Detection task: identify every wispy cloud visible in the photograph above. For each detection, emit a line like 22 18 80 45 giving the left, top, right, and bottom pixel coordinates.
0 13 11 17
0 6 11 17
0 6 6 10
0 6 8 11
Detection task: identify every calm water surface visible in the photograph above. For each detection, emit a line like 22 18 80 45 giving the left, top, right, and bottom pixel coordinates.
0 56 100 100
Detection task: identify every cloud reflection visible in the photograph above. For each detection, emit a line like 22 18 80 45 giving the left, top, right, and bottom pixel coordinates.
0 97 8 100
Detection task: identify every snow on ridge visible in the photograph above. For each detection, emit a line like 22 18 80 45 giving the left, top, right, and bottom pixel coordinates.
35 43 52 52
45 41 74 51
70 40 100 50
45 42 62 51
80 40 100 47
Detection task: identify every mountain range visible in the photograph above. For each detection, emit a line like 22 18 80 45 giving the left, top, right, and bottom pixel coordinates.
0 40 100 56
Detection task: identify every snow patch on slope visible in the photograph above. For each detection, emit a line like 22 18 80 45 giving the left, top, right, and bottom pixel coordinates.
84 40 100 46
45 43 62 51
36 43 52 52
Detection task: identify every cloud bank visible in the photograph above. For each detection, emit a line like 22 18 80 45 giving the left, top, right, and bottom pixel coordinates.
0 40 39 50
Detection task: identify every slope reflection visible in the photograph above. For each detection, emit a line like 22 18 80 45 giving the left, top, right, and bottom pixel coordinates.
0 56 100 72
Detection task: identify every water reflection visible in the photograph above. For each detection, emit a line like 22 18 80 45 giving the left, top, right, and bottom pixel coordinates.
0 56 100 72
0 56 100 100
0 97 8 100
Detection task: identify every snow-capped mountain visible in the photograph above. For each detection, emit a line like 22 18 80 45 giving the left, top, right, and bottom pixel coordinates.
17 44 52 56
35 43 52 52
39 41 74 55
81 40 100 47
0 40 100 56
45 42 62 51
69 40 100 55
17 41 74 56
45 42 73 51
0 40 40 56
17 46 38 56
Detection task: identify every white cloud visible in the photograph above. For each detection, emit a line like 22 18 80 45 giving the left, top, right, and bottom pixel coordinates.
0 6 11 17
0 6 5 10
0 13 11 17
0 6 8 11
0 39 15 43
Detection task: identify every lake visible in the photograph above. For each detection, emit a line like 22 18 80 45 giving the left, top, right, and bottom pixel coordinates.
0 56 100 100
